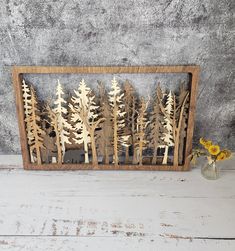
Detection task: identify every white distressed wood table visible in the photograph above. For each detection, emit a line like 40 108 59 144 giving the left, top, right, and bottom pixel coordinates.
0 156 234 251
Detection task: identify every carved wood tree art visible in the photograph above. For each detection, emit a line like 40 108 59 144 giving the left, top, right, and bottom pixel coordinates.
173 89 189 166
69 79 91 163
46 104 63 164
123 80 137 164
22 80 34 162
41 119 57 164
53 80 72 162
149 85 165 164
178 84 189 164
161 90 175 164
109 77 130 165
133 97 149 165
14 65 199 170
25 87 45 165
157 88 189 166
97 82 113 164
69 79 104 167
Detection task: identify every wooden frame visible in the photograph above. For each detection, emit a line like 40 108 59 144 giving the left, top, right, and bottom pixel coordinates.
12 65 199 171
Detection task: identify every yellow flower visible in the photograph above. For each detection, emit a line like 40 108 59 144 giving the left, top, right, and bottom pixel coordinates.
199 138 212 149
216 151 226 161
208 145 220 155
221 150 232 159
204 141 212 150
199 137 207 146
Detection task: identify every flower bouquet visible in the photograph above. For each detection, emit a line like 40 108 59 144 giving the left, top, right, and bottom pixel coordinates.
191 138 232 179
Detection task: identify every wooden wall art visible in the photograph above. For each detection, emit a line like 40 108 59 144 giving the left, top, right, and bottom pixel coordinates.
12 66 199 171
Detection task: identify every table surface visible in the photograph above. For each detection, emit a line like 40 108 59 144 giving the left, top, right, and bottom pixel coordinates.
0 157 234 251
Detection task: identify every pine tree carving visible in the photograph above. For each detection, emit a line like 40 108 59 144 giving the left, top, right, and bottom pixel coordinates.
109 77 130 165
22 80 34 162
133 97 150 165
157 87 189 166
69 79 91 163
161 90 175 164
97 82 113 164
149 85 165 164
69 79 104 167
123 80 138 163
53 80 72 162
26 87 45 165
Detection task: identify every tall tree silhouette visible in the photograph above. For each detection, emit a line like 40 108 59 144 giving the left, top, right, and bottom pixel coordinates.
123 80 138 163
26 87 45 165
161 91 174 164
157 88 189 166
178 84 189 164
69 79 91 163
22 80 34 162
70 79 104 166
97 82 113 164
134 97 150 165
109 77 130 165
149 85 165 164
53 80 72 162
173 89 189 166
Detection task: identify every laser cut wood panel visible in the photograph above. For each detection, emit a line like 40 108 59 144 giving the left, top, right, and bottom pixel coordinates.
12 66 199 171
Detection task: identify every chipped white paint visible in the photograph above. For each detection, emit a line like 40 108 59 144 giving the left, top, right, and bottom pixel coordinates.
0 236 234 251
0 161 234 250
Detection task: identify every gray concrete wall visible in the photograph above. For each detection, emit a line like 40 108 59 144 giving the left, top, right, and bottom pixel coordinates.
0 0 234 154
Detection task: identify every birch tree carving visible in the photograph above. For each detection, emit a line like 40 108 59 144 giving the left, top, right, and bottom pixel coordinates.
97 82 113 164
22 80 34 162
53 80 72 162
178 84 189 164
109 77 130 165
173 91 189 166
26 87 45 165
149 85 165 164
161 90 175 164
134 97 149 165
123 80 138 163
157 88 189 166
70 79 104 167
69 80 91 163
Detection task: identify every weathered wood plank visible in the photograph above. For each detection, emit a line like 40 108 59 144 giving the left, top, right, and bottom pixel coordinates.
0 169 234 238
0 236 234 251
0 155 234 169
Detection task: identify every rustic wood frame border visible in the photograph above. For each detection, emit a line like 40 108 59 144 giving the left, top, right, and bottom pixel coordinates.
12 65 200 171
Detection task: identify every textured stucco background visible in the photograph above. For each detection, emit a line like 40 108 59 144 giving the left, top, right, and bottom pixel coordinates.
0 0 234 154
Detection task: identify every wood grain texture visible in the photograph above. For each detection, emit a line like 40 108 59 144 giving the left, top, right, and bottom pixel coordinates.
184 70 200 170
12 65 200 171
12 65 200 74
0 166 234 250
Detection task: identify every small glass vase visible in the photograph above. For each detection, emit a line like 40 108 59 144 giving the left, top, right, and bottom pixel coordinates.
201 160 220 180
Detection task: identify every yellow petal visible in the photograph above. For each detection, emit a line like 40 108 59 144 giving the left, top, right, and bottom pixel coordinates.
217 152 226 161
199 137 206 146
204 141 212 150
208 145 220 155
